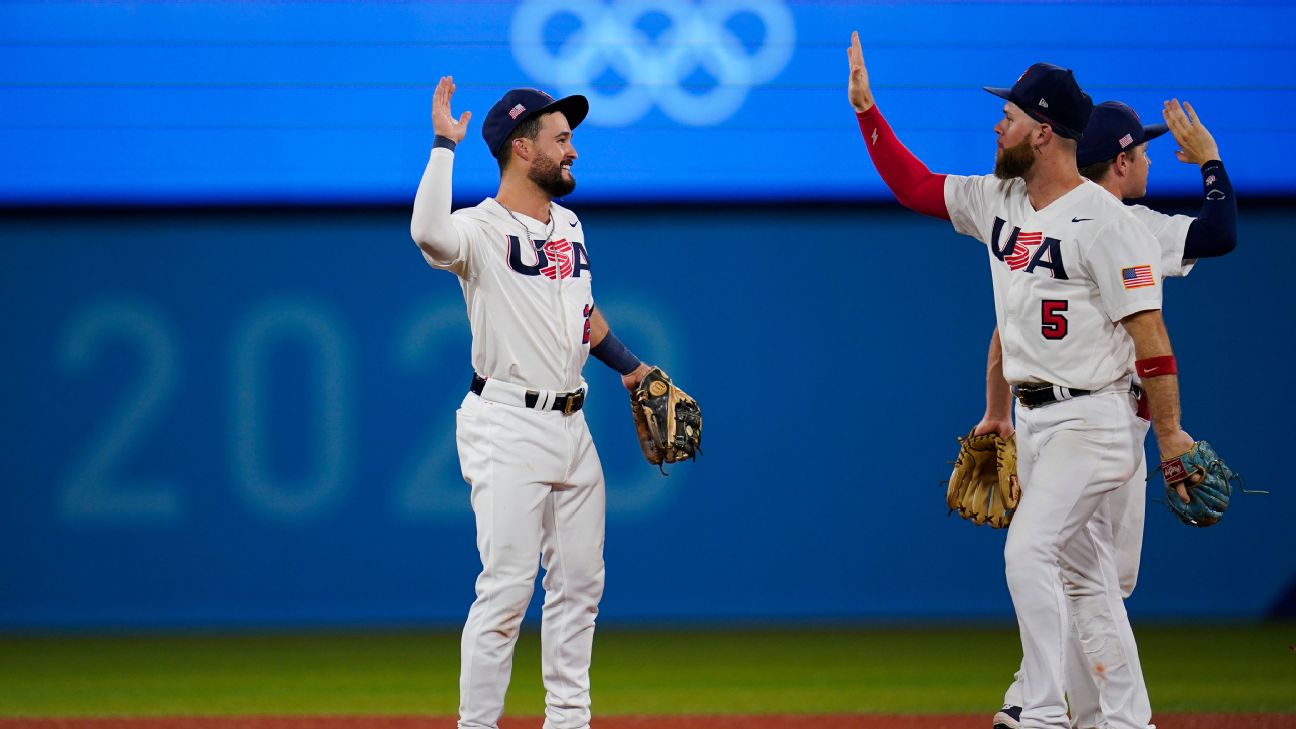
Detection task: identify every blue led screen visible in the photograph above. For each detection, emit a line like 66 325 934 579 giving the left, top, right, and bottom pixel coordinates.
3 1 1295 205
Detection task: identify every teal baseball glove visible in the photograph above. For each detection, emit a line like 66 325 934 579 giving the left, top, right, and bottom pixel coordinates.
1158 440 1258 527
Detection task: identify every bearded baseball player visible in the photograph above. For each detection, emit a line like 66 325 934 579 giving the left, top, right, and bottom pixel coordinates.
848 32 1201 729
410 77 657 729
988 99 1238 729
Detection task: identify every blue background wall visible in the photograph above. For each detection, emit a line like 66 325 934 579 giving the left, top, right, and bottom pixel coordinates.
2 205 1292 628
2 0 1294 629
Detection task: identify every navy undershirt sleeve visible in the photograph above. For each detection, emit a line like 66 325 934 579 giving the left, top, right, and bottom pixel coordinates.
590 330 642 375
1183 160 1237 259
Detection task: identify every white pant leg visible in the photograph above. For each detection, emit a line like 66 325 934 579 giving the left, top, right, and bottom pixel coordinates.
1059 508 1153 729
456 395 583 729
1006 400 1149 725
1006 393 1146 729
1112 453 1147 598
1064 599 1097 728
1003 527 1116 722
1004 664 1025 709
539 411 606 729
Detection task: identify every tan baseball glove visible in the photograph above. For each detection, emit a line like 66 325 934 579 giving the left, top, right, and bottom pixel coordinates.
630 367 702 471
944 430 1018 528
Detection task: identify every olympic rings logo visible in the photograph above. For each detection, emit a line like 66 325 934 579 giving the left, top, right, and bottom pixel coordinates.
510 0 795 127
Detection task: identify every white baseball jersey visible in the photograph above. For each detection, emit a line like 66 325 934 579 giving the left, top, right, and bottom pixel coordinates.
945 175 1163 390
1128 204 1197 279
412 147 593 393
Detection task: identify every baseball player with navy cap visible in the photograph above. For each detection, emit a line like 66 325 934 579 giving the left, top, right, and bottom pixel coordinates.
410 77 658 729
848 32 1204 729
983 63 1094 141
988 97 1238 729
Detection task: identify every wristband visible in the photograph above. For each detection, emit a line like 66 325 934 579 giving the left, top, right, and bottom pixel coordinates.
590 331 642 375
433 135 457 152
1135 355 1177 378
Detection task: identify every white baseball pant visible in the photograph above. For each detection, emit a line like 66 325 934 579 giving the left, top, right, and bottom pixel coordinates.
1005 385 1154 729
455 390 607 729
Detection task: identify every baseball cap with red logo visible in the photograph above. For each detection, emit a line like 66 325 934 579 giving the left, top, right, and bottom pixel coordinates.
1075 101 1169 167
482 88 589 156
984 63 1093 141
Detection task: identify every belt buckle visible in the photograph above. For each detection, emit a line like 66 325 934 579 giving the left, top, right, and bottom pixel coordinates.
564 390 584 415
1014 383 1047 409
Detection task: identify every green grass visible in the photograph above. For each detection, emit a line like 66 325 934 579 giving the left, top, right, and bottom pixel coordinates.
0 625 1292 716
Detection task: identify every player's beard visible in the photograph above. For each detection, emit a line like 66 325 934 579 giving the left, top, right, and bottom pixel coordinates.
994 136 1035 180
529 151 576 198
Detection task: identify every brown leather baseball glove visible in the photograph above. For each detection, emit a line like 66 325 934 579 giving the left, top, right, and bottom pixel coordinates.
630 367 702 471
944 430 1018 528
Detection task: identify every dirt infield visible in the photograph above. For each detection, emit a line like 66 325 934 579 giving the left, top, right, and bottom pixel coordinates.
3 715 1295 729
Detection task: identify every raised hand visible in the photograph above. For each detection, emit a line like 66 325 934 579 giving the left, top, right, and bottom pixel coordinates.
847 31 875 113
1162 99 1219 166
432 75 472 143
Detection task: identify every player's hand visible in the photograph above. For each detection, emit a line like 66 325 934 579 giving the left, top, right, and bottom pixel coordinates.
847 31 875 113
432 75 472 143
1158 429 1200 504
972 416 1014 440
974 416 1019 500
1162 99 1219 167
621 362 653 392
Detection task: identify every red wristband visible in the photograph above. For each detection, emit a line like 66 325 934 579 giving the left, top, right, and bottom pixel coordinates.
1135 355 1177 378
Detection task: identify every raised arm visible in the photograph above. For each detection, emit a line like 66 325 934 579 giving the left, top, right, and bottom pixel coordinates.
1164 99 1237 259
848 31 949 220
410 76 474 267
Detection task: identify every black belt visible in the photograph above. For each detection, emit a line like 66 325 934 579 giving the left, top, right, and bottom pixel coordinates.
470 374 586 414
1013 380 1142 409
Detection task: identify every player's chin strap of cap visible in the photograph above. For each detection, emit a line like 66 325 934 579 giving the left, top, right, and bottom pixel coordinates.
471 373 586 414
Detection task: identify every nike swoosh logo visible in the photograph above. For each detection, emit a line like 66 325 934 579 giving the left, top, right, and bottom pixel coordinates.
1143 367 1159 374
1072 217 1092 222
569 221 578 227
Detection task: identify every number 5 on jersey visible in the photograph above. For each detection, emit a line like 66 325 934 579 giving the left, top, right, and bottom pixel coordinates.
1041 300 1068 340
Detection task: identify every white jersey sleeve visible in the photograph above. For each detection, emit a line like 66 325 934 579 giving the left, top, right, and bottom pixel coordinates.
1126 204 1196 278
1080 215 1164 322
410 147 486 278
945 174 1025 243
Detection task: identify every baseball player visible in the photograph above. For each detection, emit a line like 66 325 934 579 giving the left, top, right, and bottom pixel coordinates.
988 99 1238 729
848 32 1200 729
410 77 653 729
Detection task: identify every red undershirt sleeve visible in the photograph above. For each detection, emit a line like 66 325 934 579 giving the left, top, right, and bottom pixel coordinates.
856 105 949 220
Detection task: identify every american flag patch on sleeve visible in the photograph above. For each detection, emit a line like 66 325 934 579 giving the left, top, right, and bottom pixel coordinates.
1122 264 1155 289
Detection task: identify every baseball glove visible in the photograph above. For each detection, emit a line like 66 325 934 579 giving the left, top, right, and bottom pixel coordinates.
630 367 701 471
1159 439 1256 527
944 430 1018 528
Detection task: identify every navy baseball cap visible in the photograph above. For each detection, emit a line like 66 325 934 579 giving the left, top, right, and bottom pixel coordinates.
1076 101 1169 167
482 88 589 156
984 63 1093 141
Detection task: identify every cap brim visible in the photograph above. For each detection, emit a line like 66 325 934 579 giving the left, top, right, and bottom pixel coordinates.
984 86 1013 102
1143 123 1169 142
529 94 589 130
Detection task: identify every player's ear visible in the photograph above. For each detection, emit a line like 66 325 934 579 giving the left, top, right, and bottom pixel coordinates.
1035 123 1054 148
511 137 532 164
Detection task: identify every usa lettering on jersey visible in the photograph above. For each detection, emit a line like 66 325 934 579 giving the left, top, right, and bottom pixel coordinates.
989 217 1068 279
507 235 592 280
